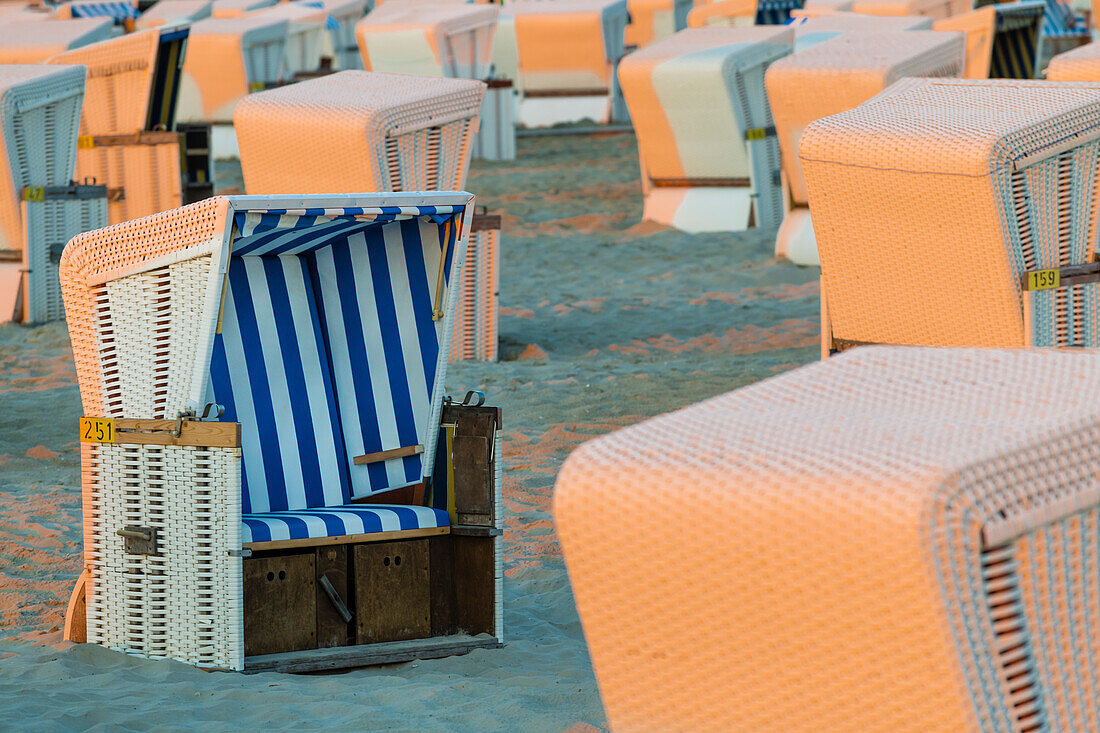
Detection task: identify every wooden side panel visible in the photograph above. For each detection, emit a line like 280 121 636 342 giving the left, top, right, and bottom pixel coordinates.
430 535 456 636
453 536 495 636
444 405 501 526
355 540 431 644
244 553 317 657
316 545 350 649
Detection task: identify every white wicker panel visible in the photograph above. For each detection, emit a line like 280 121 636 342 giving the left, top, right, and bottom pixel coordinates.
493 430 503 641
244 36 287 85
471 84 515 162
87 443 243 670
23 196 107 323
449 226 498 362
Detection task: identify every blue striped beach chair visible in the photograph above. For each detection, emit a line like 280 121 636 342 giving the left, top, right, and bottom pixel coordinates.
56 0 141 25
757 0 806 23
59 192 503 671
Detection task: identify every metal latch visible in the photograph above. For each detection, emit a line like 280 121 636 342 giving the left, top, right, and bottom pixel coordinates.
118 526 158 555
319 574 354 623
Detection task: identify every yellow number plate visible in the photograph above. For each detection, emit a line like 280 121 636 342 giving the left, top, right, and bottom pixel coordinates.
80 417 115 444
249 81 265 92
745 128 768 141
1027 268 1061 291
77 135 95 150
21 186 44 202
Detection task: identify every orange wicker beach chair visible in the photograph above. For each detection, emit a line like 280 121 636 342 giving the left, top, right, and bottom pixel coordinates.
802 77 1100 354
624 0 693 48
496 0 630 127
765 30 964 265
1047 39 1100 81
211 0 274 18
356 1 498 79
0 19 113 64
0 66 107 324
844 0 965 20
46 26 192 225
619 26 792 233
249 2 328 79
555 344 1100 732
686 0 758 28
54 0 141 26
176 16 288 125
60 192 504 671
136 0 213 29
933 1 1044 79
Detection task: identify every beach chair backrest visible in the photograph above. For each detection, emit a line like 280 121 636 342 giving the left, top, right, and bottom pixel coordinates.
60 193 472 512
55 0 141 25
135 0 213 30
0 19 114 64
356 2 498 79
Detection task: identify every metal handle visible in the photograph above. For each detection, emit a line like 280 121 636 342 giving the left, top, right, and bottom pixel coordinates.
319 574 353 624
117 528 152 541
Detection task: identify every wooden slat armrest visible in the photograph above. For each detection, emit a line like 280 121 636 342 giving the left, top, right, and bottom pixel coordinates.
352 444 424 465
244 526 450 552
114 419 241 448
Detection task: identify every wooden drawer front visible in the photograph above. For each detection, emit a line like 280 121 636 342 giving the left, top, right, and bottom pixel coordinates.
244 553 317 657
355 540 430 643
316 545 351 648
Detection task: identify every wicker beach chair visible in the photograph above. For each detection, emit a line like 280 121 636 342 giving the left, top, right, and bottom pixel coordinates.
843 0 966 19
765 31 964 266
176 16 287 125
234 71 497 361
249 2 327 79
46 27 192 225
0 66 107 324
305 0 370 71
790 10 933 33
1047 39 1100 81
802 78 1100 354
136 0 213 29
54 0 140 26
59 192 504 672
688 0 807 27
211 0 274 18
619 27 791 233
1039 0 1091 71
933 1 1044 79
0 3 52 23
0 19 113 64
496 0 629 127
555 345 1100 732
356 2 498 79
623 0 693 48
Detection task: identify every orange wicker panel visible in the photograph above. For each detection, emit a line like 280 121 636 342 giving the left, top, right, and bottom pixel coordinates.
509 0 624 91
554 345 1100 732
1047 40 1100 81
765 31 964 206
355 2 498 78
0 18 113 63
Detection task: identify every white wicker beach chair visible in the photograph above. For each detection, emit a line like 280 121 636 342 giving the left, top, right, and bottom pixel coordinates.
136 0 213 29
0 19 113 64
176 16 288 125
624 0 693 48
299 0 369 71
933 1 1044 79
60 192 504 672
0 66 108 324
619 26 792 233
211 0 274 18
356 2 498 80
47 26 192 225
248 2 327 80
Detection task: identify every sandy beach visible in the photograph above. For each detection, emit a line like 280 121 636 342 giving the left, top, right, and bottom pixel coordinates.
0 130 819 731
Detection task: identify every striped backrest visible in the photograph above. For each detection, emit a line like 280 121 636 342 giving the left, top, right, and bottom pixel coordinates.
208 207 462 513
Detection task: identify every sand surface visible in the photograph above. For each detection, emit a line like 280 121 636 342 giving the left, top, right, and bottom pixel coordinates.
0 132 819 731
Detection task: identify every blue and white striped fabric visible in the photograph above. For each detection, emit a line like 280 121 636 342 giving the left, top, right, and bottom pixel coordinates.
1041 0 1088 37
756 0 803 25
68 1 140 21
242 504 449 544
208 206 462 519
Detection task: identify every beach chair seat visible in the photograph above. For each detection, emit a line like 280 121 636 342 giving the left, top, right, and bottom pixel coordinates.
802 77 1100 354
136 0 213 29
356 2 498 79
933 1 1044 79
0 19 113 63
496 0 629 126
765 30 964 265
1047 39 1100 80
555 345 1100 732
60 192 503 671
0 66 108 324
624 0 693 48
176 16 288 124
54 0 140 26
242 505 449 545
248 2 327 79
618 26 792 233
46 27 191 225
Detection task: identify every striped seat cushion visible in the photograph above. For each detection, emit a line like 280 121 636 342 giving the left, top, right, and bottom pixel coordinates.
242 504 449 544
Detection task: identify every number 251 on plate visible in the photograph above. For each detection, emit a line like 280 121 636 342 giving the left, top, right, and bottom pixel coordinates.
80 417 115 444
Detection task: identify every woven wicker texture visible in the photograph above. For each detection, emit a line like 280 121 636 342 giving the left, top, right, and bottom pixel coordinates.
554 345 1100 732
0 65 86 253
23 194 107 323
1048 40 1100 81
356 2 498 79
449 224 499 361
619 26 791 230
507 0 628 92
623 0 692 47
136 0 213 29
934 2 1043 79
0 18 114 63
766 31 964 207
234 70 484 194
177 16 287 123
802 78 1100 349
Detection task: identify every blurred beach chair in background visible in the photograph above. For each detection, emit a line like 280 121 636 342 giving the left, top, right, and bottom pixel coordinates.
495 0 629 127
790 11 933 38
306 0 370 71
234 71 499 362
0 66 106 324
801 78 1100 354
765 31 964 265
136 0 212 29
54 0 141 28
1047 38 1100 80
1039 0 1091 70
211 0 273 18
356 2 510 161
59 192 503 671
0 3 53 23
623 0 693 48
688 0 806 27
619 27 792 233
46 27 196 225
248 2 327 80
555 345 1100 732
933 1 1044 79
0 19 113 63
